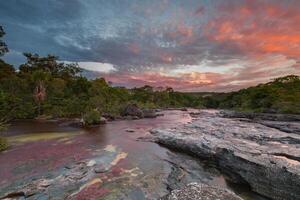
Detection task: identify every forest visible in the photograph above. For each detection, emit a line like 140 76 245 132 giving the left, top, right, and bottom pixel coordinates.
203 75 300 114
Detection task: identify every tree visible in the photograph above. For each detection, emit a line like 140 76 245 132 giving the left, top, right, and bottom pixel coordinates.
34 80 47 115
32 70 49 115
0 26 10 148
0 26 8 57
19 53 81 78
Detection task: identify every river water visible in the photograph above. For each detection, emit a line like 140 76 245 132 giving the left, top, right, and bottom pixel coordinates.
0 110 266 200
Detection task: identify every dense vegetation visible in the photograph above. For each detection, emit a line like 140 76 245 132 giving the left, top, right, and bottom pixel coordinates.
0 53 203 121
0 26 9 151
202 75 300 114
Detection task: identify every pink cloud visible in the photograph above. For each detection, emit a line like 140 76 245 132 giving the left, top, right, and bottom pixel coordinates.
206 0 300 58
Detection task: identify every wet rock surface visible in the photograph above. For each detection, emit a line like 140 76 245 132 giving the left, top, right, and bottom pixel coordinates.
220 110 300 122
151 110 300 200
163 183 242 200
0 145 128 200
220 110 300 134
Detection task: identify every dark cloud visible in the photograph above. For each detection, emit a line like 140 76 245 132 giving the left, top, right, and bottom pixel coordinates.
0 0 212 69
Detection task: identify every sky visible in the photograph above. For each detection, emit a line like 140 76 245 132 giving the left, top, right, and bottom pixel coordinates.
0 0 299 92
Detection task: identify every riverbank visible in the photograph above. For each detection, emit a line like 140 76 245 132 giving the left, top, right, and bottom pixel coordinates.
151 110 300 200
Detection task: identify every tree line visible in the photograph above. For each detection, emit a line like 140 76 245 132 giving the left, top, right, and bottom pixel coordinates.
1 25 299 124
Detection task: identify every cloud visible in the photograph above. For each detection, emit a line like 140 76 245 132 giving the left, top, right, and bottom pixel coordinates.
64 61 116 73
1 0 299 91
206 0 300 58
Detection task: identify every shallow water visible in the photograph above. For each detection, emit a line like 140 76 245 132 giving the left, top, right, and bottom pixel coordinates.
0 110 266 199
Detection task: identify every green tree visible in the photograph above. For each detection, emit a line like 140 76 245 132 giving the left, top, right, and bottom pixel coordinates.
0 26 8 56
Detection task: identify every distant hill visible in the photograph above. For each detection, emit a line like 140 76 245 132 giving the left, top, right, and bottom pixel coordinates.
201 75 300 114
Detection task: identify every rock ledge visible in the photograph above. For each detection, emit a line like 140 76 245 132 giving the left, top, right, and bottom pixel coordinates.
151 110 300 200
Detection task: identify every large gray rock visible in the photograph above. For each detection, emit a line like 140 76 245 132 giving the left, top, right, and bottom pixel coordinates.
143 109 158 118
151 110 300 200
163 183 242 200
122 104 143 118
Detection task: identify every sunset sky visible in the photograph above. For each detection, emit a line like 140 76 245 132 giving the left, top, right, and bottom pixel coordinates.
1 0 299 91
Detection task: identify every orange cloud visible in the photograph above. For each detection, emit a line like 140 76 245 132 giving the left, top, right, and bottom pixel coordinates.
103 71 226 91
207 0 300 58
165 23 195 45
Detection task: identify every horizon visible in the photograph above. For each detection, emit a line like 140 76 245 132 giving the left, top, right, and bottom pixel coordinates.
1 0 300 92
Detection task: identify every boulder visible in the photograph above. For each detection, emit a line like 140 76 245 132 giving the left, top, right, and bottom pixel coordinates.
163 183 242 200
151 110 300 200
122 104 143 118
143 109 157 118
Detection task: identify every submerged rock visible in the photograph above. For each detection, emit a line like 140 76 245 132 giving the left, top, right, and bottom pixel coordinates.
151 110 300 200
163 183 242 200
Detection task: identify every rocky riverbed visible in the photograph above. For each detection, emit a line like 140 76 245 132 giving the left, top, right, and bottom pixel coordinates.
151 110 300 200
0 110 273 200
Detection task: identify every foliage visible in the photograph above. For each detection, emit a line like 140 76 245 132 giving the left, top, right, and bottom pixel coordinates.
0 25 8 56
205 75 300 114
0 121 8 152
83 109 101 126
0 136 8 152
0 47 202 120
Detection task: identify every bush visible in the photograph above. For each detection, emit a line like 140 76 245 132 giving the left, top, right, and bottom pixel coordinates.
0 137 8 152
83 109 101 126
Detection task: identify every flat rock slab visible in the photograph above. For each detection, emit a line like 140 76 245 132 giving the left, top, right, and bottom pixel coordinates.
151 110 300 200
164 183 242 200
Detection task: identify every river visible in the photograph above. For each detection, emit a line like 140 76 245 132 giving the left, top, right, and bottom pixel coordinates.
0 110 266 200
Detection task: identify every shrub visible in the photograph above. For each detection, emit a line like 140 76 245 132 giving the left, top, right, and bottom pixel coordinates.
0 137 8 152
83 109 101 126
